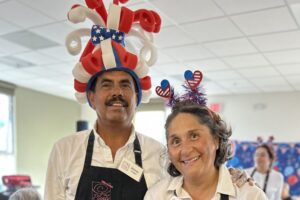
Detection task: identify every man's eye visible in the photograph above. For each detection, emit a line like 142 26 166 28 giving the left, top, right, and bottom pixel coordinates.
121 83 131 88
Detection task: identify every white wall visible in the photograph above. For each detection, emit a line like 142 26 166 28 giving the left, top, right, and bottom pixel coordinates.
15 87 81 194
208 91 300 142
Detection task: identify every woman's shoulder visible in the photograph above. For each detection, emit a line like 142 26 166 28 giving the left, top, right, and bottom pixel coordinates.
237 182 268 200
144 176 177 200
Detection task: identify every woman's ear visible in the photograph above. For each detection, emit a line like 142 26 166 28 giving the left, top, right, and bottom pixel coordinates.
214 136 220 150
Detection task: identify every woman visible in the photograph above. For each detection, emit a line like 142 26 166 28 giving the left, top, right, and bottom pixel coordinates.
144 101 267 200
246 144 284 200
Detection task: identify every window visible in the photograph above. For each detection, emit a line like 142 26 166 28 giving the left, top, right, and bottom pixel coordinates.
0 82 15 190
0 93 13 154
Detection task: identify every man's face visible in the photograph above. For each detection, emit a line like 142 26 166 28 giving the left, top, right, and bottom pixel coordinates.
88 70 138 125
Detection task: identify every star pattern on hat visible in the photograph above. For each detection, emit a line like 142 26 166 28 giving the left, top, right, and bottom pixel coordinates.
91 25 125 45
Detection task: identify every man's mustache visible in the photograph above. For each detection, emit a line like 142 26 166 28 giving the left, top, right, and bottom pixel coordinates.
105 95 128 107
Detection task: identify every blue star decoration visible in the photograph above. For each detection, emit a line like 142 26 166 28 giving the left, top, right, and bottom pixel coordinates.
91 25 125 46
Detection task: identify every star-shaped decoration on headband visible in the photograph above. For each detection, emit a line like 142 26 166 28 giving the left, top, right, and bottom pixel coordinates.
92 36 97 41
112 34 116 39
96 29 101 34
100 36 104 41
106 28 110 32
118 35 123 40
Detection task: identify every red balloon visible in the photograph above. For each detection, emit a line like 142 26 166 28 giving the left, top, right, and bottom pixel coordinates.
287 175 298 186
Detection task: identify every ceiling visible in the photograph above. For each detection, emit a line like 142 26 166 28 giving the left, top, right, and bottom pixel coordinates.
1 0 300 101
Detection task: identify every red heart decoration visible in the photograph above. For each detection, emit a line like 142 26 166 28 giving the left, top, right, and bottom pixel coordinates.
155 85 170 98
186 70 203 90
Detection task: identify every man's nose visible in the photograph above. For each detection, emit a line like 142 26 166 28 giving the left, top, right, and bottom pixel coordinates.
111 85 123 96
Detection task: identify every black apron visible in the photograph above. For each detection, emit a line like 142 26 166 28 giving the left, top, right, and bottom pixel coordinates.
75 131 147 200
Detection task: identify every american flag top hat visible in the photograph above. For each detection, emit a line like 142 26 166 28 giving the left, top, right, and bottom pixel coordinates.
65 0 161 105
155 70 207 107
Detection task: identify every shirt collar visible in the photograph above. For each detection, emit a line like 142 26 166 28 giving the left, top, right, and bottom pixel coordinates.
216 164 236 197
93 122 136 147
167 176 191 199
166 165 236 199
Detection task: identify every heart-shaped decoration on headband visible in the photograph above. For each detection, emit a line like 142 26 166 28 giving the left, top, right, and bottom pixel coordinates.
184 70 203 90
155 79 171 98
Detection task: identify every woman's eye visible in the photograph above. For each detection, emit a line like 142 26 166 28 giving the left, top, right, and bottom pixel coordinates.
190 133 199 140
170 138 180 146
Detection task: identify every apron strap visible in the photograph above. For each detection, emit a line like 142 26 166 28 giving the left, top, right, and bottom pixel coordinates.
133 135 143 168
84 130 95 167
250 168 270 192
220 193 229 200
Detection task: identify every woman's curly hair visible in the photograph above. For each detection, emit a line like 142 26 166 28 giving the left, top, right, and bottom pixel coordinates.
165 100 233 177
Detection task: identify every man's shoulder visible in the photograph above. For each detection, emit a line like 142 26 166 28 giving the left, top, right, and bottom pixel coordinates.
54 129 91 147
136 133 165 149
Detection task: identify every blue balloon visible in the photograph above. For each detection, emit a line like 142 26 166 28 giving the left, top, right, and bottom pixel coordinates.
160 79 169 90
184 70 193 80
284 166 294 176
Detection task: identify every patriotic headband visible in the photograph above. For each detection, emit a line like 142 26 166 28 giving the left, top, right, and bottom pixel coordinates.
155 70 207 107
65 0 161 104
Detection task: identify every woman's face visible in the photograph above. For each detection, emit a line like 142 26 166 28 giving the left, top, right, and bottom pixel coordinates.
254 147 271 169
167 113 219 179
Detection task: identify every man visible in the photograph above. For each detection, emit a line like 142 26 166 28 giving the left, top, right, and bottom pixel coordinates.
45 1 249 199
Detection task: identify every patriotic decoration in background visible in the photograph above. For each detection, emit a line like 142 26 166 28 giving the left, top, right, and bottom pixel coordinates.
227 141 300 196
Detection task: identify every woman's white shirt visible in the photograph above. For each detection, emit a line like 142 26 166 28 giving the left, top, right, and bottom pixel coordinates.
246 167 284 200
144 165 267 200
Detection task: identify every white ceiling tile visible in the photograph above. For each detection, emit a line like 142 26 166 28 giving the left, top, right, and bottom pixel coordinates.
223 54 269 68
230 87 260 94
162 44 214 62
218 79 253 89
154 63 191 76
285 75 300 84
30 22 75 45
264 49 300 64
2 69 39 80
187 59 229 71
14 51 59 65
38 46 75 62
0 19 21 35
0 38 29 55
0 0 54 29
155 26 195 48
17 66 63 78
289 1 300 25
44 63 75 75
238 66 280 78
17 0 80 21
128 2 173 27
204 38 257 56
182 18 243 43
215 0 284 14
276 64 300 75
203 82 230 95
231 7 297 35
51 75 74 86
156 51 177 64
150 0 224 24
205 70 242 80
251 76 288 86
0 63 13 71
260 85 294 92
250 30 300 52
